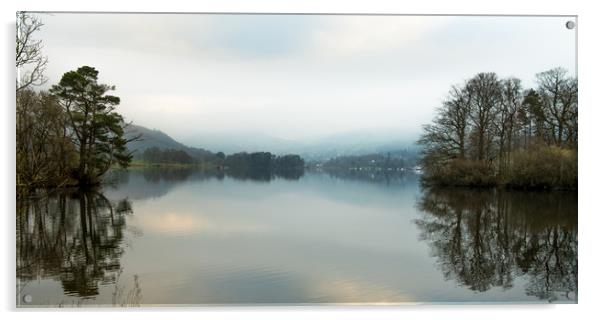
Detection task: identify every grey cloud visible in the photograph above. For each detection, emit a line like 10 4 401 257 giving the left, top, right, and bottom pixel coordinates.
31 13 576 144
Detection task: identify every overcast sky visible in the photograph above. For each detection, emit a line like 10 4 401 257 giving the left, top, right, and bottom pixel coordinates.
33 13 576 144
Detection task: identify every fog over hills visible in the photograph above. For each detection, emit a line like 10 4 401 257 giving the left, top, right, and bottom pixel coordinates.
37 13 574 166
182 129 420 157
127 123 420 161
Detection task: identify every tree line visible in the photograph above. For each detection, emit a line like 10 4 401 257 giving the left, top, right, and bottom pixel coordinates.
211 152 305 181
322 152 408 170
137 148 307 174
16 13 134 190
140 147 196 164
418 69 577 189
222 152 305 171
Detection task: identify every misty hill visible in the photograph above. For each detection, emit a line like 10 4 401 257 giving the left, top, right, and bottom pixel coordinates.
125 124 420 164
183 129 421 161
125 124 214 160
181 131 302 155
299 130 420 161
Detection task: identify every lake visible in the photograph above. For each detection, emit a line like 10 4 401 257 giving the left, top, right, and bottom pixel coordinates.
16 167 577 306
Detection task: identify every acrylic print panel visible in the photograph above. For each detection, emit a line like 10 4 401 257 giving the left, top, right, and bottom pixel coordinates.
16 13 577 307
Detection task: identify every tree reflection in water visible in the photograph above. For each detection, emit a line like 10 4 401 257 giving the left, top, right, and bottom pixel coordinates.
415 187 577 301
17 190 133 299
107 166 306 184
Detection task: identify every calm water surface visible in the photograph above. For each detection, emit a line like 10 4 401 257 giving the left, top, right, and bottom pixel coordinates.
16 168 577 306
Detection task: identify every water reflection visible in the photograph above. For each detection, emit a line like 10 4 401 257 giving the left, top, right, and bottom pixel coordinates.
223 167 304 181
17 190 132 299
320 168 414 187
415 187 577 302
17 168 578 305
107 166 304 186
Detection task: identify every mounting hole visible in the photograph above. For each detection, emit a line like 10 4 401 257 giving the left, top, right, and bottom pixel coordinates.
23 294 33 304
566 20 575 30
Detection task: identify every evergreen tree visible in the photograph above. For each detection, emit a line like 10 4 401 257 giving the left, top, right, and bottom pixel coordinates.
50 66 132 186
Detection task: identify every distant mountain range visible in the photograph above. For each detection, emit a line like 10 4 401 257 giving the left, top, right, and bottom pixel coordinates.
182 129 420 161
125 124 420 162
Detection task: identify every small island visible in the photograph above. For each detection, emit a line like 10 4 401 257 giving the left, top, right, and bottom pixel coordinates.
418 70 577 190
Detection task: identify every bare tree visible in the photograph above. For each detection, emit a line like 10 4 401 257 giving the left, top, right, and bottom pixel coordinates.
495 78 522 172
447 85 473 159
561 78 578 147
466 73 502 162
418 84 472 162
16 12 48 92
536 68 577 146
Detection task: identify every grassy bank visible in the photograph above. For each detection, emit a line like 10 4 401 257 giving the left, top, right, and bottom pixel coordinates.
421 146 577 191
